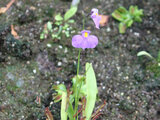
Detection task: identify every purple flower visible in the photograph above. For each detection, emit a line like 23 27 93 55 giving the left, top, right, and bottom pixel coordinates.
72 30 98 50
91 8 101 29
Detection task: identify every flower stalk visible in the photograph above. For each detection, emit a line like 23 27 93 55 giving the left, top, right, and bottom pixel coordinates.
74 48 81 119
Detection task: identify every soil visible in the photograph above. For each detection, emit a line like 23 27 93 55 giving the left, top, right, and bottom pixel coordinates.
0 0 160 120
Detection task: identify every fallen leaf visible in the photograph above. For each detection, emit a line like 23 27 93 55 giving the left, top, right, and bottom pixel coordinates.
99 15 110 27
45 107 54 120
11 25 19 39
0 7 7 14
0 105 10 112
44 23 47 30
30 6 36 11
0 0 15 15
36 96 41 104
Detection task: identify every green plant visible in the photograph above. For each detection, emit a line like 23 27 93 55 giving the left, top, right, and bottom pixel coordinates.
53 63 99 120
137 51 160 77
112 6 143 33
51 7 105 120
40 6 77 40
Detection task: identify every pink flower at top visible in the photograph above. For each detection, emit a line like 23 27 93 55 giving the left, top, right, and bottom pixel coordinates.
91 8 101 29
72 30 98 50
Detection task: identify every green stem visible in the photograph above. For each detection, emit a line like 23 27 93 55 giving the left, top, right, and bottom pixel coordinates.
77 49 81 76
74 11 85 120
74 49 81 119
83 13 85 30
76 78 84 120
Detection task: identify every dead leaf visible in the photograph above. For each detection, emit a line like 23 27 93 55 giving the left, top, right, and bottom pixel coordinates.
30 6 36 11
0 7 7 14
0 0 15 15
99 15 110 27
11 25 19 39
45 107 54 120
0 105 10 112
36 96 41 104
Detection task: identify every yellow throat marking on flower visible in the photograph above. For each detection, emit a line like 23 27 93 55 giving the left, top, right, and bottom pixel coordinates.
84 32 88 37
96 13 98 15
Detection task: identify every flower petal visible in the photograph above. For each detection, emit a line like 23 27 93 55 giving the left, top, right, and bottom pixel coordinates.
72 30 98 50
86 35 98 48
80 38 90 50
91 8 98 15
72 35 84 48
92 16 101 29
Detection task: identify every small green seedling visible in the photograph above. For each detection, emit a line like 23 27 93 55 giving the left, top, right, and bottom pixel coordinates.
137 51 160 77
40 6 77 40
112 6 143 33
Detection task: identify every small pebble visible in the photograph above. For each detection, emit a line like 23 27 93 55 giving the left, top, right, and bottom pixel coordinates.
33 69 37 74
47 43 52 48
134 32 140 37
6 72 15 81
127 96 130 100
64 48 68 53
59 45 63 49
56 81 60 84
50 101 53 105
121 92 124 96
147 30 151 34
16 78 24 87
58 62 62 66
27 61 30 64
106 27 111 32
102 86 106 89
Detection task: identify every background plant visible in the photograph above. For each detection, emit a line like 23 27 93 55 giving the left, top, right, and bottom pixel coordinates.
112 5 143 33
40 2 78 40
137 51 160 77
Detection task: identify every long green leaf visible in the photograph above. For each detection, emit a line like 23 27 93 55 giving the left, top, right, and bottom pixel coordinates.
112 10 124 22
127 19 133 27
55 14 63 21
61 92 68 120
137 51 153 59
118 6 128 14
129 5 135 15
47 22 52 31
64 7 77 21
67 102 74 120
84 63 98 120
119 22 126 34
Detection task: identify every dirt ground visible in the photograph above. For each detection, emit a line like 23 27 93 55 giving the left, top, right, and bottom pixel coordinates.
0 0 160 120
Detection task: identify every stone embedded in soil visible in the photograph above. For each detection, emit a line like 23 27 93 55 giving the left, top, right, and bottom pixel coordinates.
18 9 36 24
36 51 55 74
16 78 24 87
0 23 32 60
6 72 15 81
0 24 11 48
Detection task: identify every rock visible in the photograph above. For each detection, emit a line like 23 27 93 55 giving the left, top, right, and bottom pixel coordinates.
18 9 36 24
0 24 11 49
16 78 24 87
6 72 15 81
36 51 55 74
